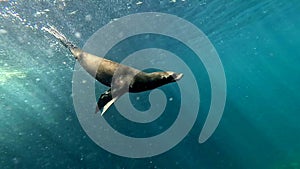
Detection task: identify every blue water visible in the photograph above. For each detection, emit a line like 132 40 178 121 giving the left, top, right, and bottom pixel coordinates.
1 1 300 169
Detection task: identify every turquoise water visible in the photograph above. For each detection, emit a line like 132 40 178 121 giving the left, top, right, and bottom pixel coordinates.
1 1 300 169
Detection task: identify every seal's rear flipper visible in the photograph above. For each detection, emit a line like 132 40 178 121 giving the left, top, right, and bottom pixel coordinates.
42 25 76 50
95 88 120 116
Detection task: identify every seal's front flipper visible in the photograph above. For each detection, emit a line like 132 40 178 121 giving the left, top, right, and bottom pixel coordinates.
95 88 120 116
101 96 120 116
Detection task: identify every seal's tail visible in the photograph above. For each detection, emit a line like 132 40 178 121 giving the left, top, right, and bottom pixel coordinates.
42 25 76 49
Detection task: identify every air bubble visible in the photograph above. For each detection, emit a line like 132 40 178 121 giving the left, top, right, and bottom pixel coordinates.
0 29 8 34
85 15 92 21
75 32 81 38
136 1 143 5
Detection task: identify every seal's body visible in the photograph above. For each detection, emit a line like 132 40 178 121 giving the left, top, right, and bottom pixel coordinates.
44 26 183 115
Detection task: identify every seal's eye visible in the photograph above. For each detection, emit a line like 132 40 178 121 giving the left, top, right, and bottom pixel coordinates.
161 74 170 81
161 74 174 83
167 75 173 80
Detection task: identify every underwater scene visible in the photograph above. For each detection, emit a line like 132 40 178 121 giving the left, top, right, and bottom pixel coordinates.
0 0 300 169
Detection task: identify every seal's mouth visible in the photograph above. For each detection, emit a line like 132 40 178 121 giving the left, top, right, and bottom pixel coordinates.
172 73 184 81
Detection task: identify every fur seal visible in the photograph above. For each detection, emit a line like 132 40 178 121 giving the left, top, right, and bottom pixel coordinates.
43 26 183 115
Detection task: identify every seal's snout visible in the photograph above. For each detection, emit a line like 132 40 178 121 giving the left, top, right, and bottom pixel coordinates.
173 73 184 81
166 72 183 81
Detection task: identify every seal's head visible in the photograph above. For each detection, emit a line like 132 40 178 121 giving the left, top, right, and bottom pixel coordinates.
129 71 183 93
161 71 184 82
148 71 183 87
